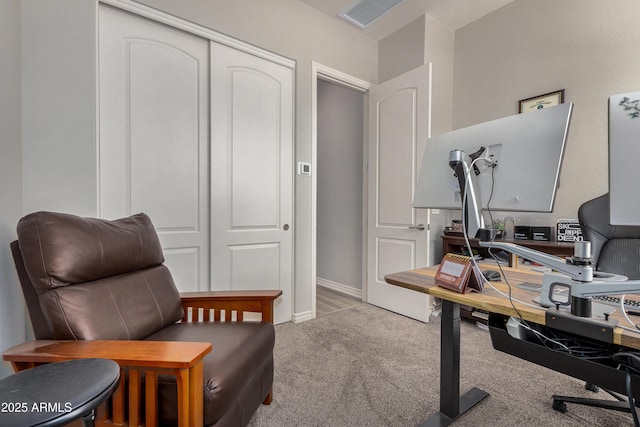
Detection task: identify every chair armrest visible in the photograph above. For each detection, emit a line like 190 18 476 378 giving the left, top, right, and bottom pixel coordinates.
180 290 282 323
3 340 211 372
3 340 211 427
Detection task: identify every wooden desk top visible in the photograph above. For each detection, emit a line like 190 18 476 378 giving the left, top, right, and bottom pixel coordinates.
385 264 640 349
3 340 212 369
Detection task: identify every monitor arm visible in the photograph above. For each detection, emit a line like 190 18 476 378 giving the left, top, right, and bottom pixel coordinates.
480 239 640 317
538 271 640 317
479 240 594 282
449 148 490 238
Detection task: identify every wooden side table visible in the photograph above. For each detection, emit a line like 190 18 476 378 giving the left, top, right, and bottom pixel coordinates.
3 340 212 427
0 358 120 427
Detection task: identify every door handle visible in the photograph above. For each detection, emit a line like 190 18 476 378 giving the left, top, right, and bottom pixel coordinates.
283 224 290 231
409 224 425 231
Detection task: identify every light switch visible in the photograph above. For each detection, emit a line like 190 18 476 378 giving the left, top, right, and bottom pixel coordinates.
298 162 311 176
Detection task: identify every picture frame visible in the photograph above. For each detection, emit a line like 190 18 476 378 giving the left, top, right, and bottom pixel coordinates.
519 89 564 113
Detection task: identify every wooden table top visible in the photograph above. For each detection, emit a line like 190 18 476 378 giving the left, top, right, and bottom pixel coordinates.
385 264 640 349
3 340 212 369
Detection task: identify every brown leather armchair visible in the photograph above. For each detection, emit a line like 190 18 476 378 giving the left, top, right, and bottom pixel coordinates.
4 211 281 427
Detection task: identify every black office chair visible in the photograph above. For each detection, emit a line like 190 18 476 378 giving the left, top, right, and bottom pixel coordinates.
551 193 640 423
578 193 640 279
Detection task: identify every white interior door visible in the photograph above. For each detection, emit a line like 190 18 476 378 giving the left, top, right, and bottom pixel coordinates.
210 42 294 324
367 64 432 322
98 4 210 292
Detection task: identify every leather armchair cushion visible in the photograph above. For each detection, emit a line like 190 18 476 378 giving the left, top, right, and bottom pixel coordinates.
16 211 183 340
40 265 183 340
145 321 275 426
17 211 164 292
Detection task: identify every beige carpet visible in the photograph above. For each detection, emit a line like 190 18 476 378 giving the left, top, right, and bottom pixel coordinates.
249 303 634 426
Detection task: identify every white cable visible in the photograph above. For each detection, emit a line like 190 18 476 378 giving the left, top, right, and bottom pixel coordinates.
509 317 571 352
460 157 541 309
459 158 640 342
458 155 572 351
619 324 640 334
619 294 640 331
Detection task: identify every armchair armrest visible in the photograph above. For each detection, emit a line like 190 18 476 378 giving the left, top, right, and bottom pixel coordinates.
180 290 282 323
3 340 211 427
3 340 211 371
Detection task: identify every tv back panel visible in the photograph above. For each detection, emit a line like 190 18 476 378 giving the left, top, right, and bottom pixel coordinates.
609 91 640 226
414 103 573 212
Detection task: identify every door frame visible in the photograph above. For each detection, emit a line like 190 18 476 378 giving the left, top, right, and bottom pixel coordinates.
100 0 294 69
311 62 373 320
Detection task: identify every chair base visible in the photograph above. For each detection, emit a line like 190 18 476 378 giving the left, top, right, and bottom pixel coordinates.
552 387 640 427
552 394 632 414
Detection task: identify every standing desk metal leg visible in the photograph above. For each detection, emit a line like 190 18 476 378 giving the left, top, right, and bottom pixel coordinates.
418 300 489 426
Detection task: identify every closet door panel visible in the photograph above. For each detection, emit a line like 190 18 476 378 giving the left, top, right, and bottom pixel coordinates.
210 42 294 324
98 4 209 291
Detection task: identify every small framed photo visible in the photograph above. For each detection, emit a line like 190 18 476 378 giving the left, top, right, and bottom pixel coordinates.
519 90 564 113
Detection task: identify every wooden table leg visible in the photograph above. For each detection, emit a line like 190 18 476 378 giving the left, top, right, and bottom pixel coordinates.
175 369 189 427
128 369 141 427
189 362 204 427
175 362 203 427
145 371 158 427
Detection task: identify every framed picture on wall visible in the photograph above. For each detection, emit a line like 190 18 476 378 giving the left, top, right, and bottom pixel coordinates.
519 89 565 113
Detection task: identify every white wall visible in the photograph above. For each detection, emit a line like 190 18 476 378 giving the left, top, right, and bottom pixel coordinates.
0 0 25 377
317 80 364 291
453 0 640 226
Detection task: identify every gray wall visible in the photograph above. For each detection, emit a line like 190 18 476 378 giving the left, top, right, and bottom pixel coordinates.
21 0 98 215
0 0 25 377
378 16 425 83
317 80 364 290
453 0 640 226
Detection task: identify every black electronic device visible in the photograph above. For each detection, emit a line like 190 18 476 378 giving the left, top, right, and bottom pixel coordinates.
482 269 502 282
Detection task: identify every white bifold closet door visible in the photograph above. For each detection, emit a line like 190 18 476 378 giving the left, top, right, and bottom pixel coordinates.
209 43 294 325
98 4 293 323
98 4 210 292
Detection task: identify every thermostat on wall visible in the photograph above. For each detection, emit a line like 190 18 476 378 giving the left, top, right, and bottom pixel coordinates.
298 162 311 176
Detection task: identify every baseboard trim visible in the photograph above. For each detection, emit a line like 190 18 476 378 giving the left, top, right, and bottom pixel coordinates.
292 310 313 323
317 277 362 299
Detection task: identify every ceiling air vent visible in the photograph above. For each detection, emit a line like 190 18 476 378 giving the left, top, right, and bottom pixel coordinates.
339 0 404 29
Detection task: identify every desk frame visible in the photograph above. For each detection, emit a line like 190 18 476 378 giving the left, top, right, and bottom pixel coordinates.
424 300 489 426
385 265 640 426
